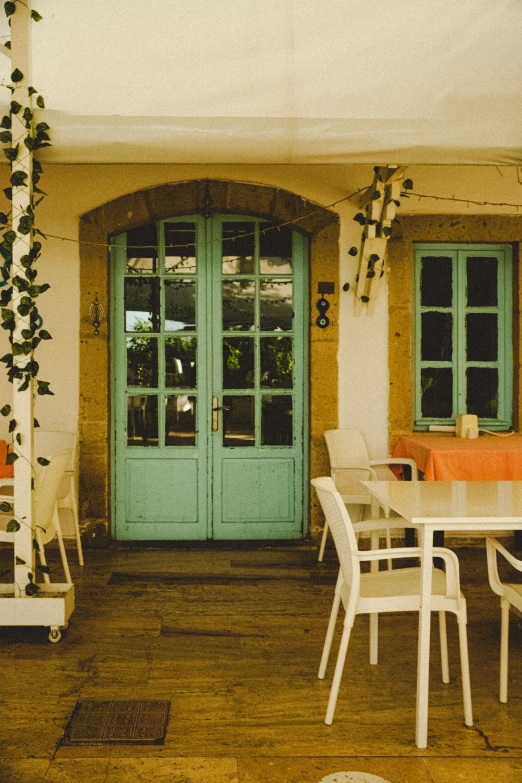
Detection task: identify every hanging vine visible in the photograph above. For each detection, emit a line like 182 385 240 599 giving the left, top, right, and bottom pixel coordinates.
0 0 52 595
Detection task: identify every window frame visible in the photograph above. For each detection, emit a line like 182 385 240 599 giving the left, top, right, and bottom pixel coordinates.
414 243 513 430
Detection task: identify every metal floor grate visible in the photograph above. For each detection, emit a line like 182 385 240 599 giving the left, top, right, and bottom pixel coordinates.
61 700 170 745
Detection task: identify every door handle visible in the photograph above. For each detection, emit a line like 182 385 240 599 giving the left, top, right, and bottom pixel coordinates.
212 397 230 431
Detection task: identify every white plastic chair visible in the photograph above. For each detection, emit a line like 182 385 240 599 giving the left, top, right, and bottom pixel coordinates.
311 476 473 730
34 430 83 566
0 450 73 584
319 429 418 561
486 537 522 703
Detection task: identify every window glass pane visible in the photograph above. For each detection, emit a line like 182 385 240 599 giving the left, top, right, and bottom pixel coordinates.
467 256 498 306
260 223 293 274
262 395 293 445
127 395 158 447
421 368 453 418
165 395 196 446
420 256 452 307
222 281 255 331
165 337 197 388
260 280 293 331
223 396 255 447
467 368 498 418
261 337 293 389
164 280 196 332
126 224 157 274
127 336 158 387
125 279 160 332
222 222 255 274
223 337 254 388
165 222 196 274
466 313 498 361
421 312 452 361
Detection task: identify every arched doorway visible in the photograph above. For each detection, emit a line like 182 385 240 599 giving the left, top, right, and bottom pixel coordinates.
79 180 339 541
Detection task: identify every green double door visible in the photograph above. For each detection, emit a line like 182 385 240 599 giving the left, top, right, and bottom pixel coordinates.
112 215 308 540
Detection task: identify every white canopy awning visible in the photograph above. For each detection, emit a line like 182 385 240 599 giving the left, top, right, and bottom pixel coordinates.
2 0 521 164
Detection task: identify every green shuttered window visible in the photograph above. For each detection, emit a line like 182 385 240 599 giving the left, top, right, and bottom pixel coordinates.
414 244 512 430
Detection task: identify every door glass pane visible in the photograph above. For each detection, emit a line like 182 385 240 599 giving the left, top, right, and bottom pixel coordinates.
164 280 196 332
126 223 157 274
421 312 452 361
260 280 293 331
127 336 158 387
467 257 498 306
466 313 498 361
223 396 255 447
260 223 293 274
421 368 453 418
223 337 254 388
222 222 255 274
261 337 293 388
420 256 452 307
125 279 160 332
165 337 197 388
127 395 158 446
222 281 255 331
165 395 197 446
165 222 197 274
262 395 292 445
467 368 498 418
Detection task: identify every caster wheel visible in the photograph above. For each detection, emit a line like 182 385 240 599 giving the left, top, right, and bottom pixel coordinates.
49 629 62 643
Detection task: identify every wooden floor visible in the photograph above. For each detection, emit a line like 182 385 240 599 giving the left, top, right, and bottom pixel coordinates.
1 539 522 783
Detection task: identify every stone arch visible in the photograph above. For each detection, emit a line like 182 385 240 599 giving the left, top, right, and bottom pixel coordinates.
79 179 339 541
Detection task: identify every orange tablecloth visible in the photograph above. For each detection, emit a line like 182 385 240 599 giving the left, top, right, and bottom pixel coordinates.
392 433 522 481
0 439 13 479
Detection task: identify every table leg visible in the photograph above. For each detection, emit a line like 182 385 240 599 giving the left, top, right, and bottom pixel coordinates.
416 524 434 749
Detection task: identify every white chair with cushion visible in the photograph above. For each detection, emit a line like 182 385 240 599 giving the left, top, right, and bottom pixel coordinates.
311 476 473 730
319 428 418 561
486 537 522 702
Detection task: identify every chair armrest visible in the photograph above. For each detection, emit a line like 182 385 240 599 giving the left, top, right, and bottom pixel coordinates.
0 478 14 486
333 466 377 480
358 546 461 596
486 536 522 571
353 518 420 534
368 457 418 480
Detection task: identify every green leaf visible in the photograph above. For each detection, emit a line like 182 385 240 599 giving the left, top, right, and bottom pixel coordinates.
2 230 15 245
38 329 51 340
0 213 9 225
348 247 358 256
25 582 39 596
0 131 11 143
17 215 32 235
8 418 15 432
11 69 23 83
37 564 50 575
6 518 19 531
0 115 11 129
353 213 366 225
0 500 12 511
15 432 20 445
32 538 39 551
27 86 37 97
15 556 25 565
37 456 50 466
0 404 11 416
4 2 15 17
1 308 14 322
35 122 49 132
31 9 43 21
361 295 370 303
369 254 380 262
403 178 413 190
4 40 10 50
371 191 381 200
3 146 17 161
23 136 34 151
34 418 39 428
22 107 32 123
3 188 12 200
9 100 21 114
36 380 53 396
366 271 376 278
5 451 17 464
10 170 28 187
382 226 392 237
36 95 44 109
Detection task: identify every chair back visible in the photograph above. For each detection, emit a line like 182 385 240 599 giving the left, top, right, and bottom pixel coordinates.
324 429 371 488
35 450 71 540
34 430 77 472
312 477 360 591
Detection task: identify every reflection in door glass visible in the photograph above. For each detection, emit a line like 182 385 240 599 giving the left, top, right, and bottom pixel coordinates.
165 222 197 274
127 395 158 446
165 337 197 388
420 256 452 307
165 395 197 446
125 278 160 332
421 367 452 418
262 395 292 445
222 222 255 274
127 336 158 387
421 312 452 361
164 280 196 331
466 313 497 361
467 368 498 418
261 336 293 388
260 223 293 274
223 337 255 388
260 280 293 331
222 281 255 331
223 396 255 447
126 223 157 274
467 257 498 306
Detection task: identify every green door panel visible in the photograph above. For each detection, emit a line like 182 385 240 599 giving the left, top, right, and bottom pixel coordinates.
112 216 308 541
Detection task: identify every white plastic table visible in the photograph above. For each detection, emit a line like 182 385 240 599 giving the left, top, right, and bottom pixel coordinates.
362 480 522 748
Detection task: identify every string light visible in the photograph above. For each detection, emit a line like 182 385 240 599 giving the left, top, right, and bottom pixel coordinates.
408 192 522 209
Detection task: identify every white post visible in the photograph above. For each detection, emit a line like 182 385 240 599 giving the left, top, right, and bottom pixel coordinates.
10 1 34 594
